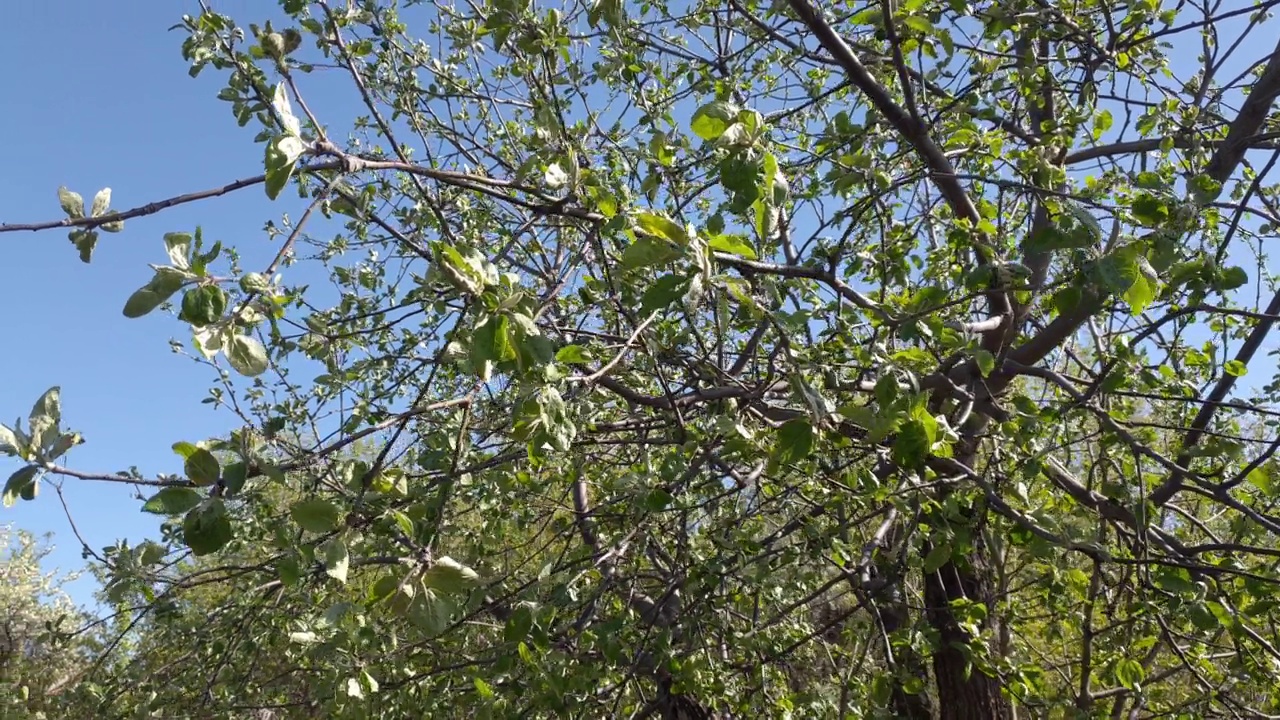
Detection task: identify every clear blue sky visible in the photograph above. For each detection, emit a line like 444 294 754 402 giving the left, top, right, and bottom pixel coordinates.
1 1 1272 608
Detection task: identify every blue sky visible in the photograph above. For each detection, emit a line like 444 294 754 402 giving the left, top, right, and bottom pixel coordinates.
1 1 1274 608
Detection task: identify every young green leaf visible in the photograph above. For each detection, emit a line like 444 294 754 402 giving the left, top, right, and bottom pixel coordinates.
640 273 692 313
1113 658 1145 691
633 212 689 246
226 334 270 377
90 188 112 217
180 286 228 327
69 229 99 263
0 423 21 457
621 236 683 270
554 345 591 364
164 232 193 270
321 537 350 584
690 101 740 141
922 542 953 573
2 465 39 508
774 418 815 464
183 499 233 556
123 268 188 318
291 498 342 533
893 417 934 470
272 82 302 137
29 387 61 430
264 135 304 200
184 448 221 486
57 186 84 219
707 234 757 259
141 487 205 515
422 556 480 594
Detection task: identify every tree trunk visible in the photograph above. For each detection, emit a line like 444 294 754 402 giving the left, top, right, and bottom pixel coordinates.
923 531 1012 720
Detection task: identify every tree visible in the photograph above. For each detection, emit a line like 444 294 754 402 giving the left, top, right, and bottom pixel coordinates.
0 524 94 718
5 0 1280 717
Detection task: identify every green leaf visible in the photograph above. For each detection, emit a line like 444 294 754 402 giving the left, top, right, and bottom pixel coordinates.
503 603 534 643
183 499 233 556
1246 466 1274 495
2 466 39 507
123 268 188 318
774 418 815 464
220 461 249 496
621 236 683 269
641 274 692 313
1024 223 1095 254
1190 175 1223 205
171 441 200 459
179 286 228 327
555 345 591 364
973 349 996 377
264 135 304 200
690 101 740 141
893 417 933 469
271 82 301 137
422 556 480 594
472 315 517 365
1223 360 1247 377
1218 266 1249 291
164 232 193 270
321 537 350 584
634 212 689 245
57 186 84 219
142 487 205 515
1095 244 1159 314
29 386 61 429
436 244 488 295
1130 194 1169 227
1052 285 1083 315
902 15 933 32
922 542 952 573
707 234 757 259
1113 658 1145 691
0 424 21 457
89 188 111 217
1123 255 1160 315
69 229 99 263
184 448 221 486
291 498 342 533
278 555 302 587
226 334 270 377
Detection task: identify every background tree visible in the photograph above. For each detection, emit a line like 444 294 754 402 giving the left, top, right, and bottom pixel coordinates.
0 524 95 718
4 0 1280 717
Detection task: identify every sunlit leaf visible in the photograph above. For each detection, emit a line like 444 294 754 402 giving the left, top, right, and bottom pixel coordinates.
57 186 84 219
690 101 740 141
321 537 350 584
226 334 270 377
142 487 205 515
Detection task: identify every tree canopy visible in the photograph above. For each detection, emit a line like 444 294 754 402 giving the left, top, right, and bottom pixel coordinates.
4 0 1280 717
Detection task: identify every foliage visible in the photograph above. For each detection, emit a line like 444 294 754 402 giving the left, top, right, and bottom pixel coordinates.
0 525 94 718
5 0 1280 717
